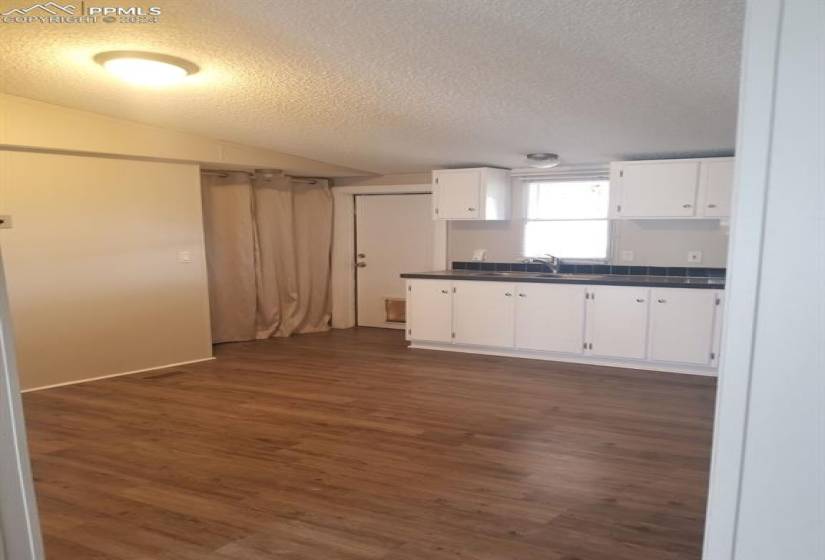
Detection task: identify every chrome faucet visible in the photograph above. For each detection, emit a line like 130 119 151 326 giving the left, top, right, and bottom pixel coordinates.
522 254 561 273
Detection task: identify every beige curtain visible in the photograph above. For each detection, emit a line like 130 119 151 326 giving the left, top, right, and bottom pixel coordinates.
202 172 333 343
202 173 257 343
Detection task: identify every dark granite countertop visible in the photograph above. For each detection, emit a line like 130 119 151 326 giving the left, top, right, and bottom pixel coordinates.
401 270 725 289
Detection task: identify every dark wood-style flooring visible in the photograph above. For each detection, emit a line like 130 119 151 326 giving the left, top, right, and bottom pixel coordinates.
24 328 717 559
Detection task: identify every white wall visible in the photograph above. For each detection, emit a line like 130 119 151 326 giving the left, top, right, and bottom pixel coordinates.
339 172 730 268
703 0 824 558
0 151 214 390
449 178 730 267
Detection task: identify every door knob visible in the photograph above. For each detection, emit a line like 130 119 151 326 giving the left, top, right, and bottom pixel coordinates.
356 262 367 268
357 253 366 258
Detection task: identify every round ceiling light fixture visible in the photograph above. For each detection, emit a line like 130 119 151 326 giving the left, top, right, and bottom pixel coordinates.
94 51 199 86
524 153 560 169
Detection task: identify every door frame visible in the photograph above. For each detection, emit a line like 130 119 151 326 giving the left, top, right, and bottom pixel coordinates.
331 184 447 329
0 244 45 560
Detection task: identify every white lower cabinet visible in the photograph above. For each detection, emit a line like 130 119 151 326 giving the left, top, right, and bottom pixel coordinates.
406 279 452 343
585 286 650 360
515 283 586 353
648 288 718 365
453 281 515 347
406 278 723 374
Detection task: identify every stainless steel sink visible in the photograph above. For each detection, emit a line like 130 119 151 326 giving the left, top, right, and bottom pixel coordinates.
533 273 609 280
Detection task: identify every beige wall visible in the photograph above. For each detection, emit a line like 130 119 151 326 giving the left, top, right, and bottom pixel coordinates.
334 172 430 187
343 173 729 268
0 94 369 177
0 151 213 390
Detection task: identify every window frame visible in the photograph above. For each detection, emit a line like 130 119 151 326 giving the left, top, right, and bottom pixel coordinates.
519 178 613 264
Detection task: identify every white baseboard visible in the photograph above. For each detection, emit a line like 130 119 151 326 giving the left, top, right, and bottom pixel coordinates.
21 356 216 393
409 342 717 377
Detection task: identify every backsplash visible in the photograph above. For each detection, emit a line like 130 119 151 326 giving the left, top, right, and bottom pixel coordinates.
451 261 726 278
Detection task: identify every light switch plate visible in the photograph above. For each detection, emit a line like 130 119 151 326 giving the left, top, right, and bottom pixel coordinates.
687 250 703 263
0 215 11 229
620 250 635 262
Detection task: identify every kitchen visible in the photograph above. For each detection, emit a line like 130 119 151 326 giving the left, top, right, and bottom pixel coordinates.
402 158 730 375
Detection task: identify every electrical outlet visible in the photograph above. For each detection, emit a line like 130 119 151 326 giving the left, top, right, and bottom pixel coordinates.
620 250 635 262
687 250 703 263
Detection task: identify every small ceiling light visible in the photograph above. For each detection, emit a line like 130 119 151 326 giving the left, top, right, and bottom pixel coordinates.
94 51 199 86
524 153 560 169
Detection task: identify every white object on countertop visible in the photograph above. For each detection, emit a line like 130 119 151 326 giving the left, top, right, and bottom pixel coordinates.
471 249 487 262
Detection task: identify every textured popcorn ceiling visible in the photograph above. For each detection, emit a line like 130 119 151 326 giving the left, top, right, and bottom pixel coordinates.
0 0 744 174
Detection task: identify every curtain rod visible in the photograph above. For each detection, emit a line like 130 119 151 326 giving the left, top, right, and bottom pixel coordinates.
201 169 320 185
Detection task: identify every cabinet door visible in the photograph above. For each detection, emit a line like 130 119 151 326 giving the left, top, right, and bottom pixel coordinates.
586 286 649 359
515 283 586 353
433 170 481 220
648 288 717 365
699 159 734 217
453 281 515 347
406 280 452 343
618 162 700 217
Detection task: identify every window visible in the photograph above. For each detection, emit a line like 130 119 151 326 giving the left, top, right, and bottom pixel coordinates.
523 180 610 260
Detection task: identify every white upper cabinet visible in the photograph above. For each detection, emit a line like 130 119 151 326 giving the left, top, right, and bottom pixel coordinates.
585 286 650 359
698 158 734 217
432 167 510 220
406 279 452 343
612 161 700 218
515 283 586 354
648 288 719 365
610 157 734 219
453 281 515 347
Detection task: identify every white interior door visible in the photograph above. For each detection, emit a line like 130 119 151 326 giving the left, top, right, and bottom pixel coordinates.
356 194 434 328
0 244 45 560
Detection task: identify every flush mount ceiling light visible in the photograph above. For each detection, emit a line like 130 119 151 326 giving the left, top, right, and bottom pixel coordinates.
524 153 560 169
94 51 199 86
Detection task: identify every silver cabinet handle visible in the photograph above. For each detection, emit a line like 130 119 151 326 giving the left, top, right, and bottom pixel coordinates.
504 292 512 297
518 293 526 297
657 298 666 303
636 298 645 303
682 203 693 208
468 207 476 211
357 253 366 258
441 289 449 294
708 204 717 208
356 262 367 268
